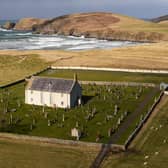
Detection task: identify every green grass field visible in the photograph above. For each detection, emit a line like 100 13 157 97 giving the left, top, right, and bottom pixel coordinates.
0 95 167 168
102 96 168 168
0 54 48 86
0 60 167 168
0 81 159 144
41 69 168 84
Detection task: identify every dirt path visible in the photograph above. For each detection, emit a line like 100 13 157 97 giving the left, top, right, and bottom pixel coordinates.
109 87 159 144
90 87 159 168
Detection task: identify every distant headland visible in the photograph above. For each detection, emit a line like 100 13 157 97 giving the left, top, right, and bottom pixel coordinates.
2 12 168 42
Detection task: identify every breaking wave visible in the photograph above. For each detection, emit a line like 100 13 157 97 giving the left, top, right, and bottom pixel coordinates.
0 29 140 50
0 28 13 32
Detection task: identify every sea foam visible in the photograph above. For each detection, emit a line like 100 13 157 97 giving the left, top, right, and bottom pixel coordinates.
0 29 140 50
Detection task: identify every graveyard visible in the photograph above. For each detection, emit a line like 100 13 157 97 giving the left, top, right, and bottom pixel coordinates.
0 78 160 144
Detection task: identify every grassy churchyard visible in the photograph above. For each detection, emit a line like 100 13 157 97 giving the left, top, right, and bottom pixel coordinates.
0 77 160 144
0 66 166 168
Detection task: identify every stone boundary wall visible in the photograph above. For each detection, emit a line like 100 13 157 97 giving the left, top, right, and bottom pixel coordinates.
80 81 156 87
0 133 125 152
124 91 164 149
51 66 168 74
0 66 162 152
0 66 157 89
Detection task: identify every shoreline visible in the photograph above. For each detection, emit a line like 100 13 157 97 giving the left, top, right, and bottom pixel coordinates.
0 26 147 43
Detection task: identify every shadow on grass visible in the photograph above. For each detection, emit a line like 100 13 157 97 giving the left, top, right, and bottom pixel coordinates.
82 95 94 104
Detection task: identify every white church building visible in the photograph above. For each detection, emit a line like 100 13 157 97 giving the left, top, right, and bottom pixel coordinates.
25 75 82 108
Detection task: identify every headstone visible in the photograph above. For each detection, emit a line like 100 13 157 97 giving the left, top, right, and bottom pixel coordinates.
30 124 33 130
114 105 118 113
108 128 113 137
42 106 45 113
17 100 21 108
62 114 65 122
117 118 121 125
10 114 13 124
33 118 36 125
71 128 81 140
76 121 79 128
44 112 48 119
48 120 51 126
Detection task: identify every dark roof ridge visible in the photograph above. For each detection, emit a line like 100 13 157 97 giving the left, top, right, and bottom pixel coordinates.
33 76 74 81
27 76 76 93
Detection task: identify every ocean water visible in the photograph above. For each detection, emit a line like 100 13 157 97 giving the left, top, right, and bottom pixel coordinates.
0 20 140 51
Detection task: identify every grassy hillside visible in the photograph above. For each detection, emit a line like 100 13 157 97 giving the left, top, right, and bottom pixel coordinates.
159 21 168 26
34 12 168 42
102 95 168 168
2 42 166 70
0 54 48 85
107 13 168 33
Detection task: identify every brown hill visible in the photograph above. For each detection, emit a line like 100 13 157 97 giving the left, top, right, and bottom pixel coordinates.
14 18 47 31
150 15 168 23
33 12 168 42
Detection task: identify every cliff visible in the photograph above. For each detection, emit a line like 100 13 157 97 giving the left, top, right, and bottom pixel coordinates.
14 18 47 31
33 12 168 42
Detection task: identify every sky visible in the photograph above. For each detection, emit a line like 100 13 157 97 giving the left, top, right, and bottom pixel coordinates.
0 0 168 20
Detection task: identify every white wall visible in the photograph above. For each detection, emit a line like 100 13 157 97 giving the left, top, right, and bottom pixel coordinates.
51 92 70 108
25 89 71 108
25 90 42 106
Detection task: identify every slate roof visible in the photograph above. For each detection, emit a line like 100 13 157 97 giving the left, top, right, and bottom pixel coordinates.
27 76 75 93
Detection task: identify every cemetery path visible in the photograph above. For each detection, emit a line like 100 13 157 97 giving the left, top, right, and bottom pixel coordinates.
109 87 160 144
90 87 160 168
129 94 168 149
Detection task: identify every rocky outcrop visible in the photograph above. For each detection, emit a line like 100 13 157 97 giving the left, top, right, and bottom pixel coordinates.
14 18 47 31
33 12 168 42
2 21 15 30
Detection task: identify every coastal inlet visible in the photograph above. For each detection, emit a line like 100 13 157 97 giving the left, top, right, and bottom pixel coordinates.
0 27 140 51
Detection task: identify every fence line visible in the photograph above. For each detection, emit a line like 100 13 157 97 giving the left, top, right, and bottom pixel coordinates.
0 66 157 89
124 91 164 149
80 81 156 87
0 133 125 152
51 66 168 74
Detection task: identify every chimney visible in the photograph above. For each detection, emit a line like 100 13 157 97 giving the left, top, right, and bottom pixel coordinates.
74 73 78 82
48 81 52 91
